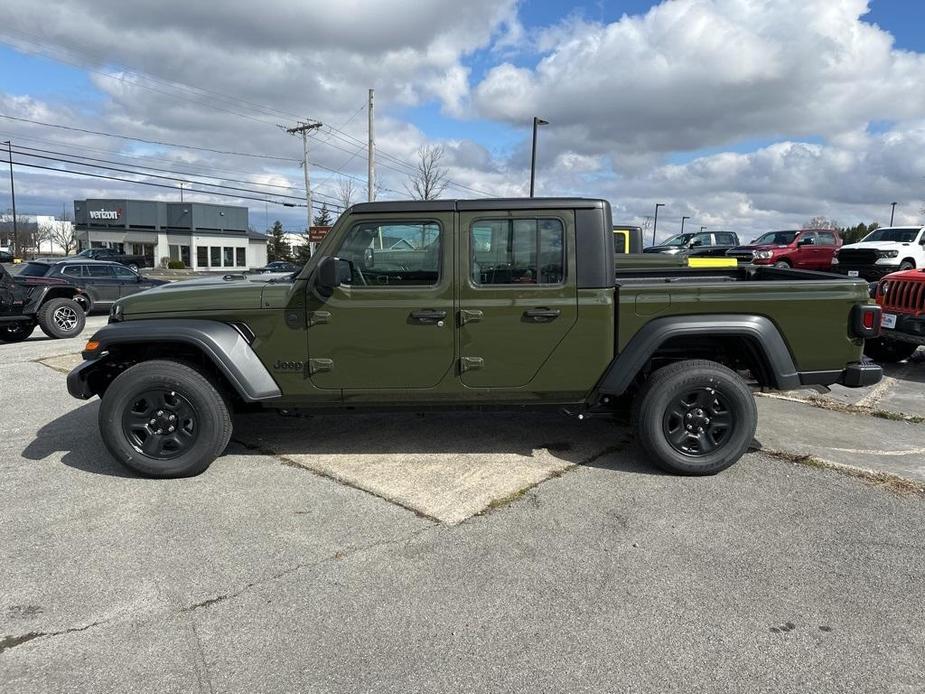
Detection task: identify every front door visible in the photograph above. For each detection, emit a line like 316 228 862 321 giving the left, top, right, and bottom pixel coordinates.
457 210 578 388
306 214 456 390
111 264 143 297
84 264 121 303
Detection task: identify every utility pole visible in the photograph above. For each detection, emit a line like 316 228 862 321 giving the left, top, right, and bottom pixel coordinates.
652 203 665 245
890 201 898 226
368 89 375 202
3 141 17 256
286 120 322 252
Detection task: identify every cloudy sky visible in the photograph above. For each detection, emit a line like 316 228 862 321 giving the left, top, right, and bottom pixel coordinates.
1 0 924 240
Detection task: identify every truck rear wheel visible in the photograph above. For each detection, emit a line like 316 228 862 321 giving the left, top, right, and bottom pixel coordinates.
37 297 86 339
0 321 35 343
633 360 757 475
864 338 919 363
98 360 232 477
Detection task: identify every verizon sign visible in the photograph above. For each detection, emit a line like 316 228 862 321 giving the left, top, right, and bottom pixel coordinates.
89 208 122 220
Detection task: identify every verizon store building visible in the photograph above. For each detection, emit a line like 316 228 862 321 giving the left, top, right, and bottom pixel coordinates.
74 199 268 271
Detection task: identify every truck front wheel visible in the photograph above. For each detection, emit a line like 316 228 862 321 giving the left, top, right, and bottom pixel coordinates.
633 360 757 475
0 321 35 343
98 360 232 477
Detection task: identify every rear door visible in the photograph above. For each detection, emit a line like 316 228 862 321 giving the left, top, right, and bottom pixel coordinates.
84 264 120 303
815 230 838 270
457 209 577 388
306 213 456 390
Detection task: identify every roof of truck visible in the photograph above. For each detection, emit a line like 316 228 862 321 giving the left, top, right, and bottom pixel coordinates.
348 198 609 214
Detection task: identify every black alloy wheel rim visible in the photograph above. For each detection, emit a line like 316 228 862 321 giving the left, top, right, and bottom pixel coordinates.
4 324 29 338
663 385 735 456
122 389 199 460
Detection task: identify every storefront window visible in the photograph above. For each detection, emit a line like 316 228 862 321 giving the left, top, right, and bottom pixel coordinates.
210 247 221 267
197 247 209 267
223 247 234 267
235 248 246 267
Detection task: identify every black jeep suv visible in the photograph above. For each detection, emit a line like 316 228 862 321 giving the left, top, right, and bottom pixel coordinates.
0 263 89 342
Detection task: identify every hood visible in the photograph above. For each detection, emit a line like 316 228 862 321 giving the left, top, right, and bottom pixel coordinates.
13 274 69 287
730 243 788 252
841 240 915 251
643 246 683 254
880 268 925 283
118 273 297 316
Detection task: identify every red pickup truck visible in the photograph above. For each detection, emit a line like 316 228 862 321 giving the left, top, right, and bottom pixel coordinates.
866 268 924 363
726 229 842 270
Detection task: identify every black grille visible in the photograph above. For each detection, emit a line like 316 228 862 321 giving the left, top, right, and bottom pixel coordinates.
837 249 879 264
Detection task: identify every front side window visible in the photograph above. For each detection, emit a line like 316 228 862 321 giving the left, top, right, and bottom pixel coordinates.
333 221 442 287
87 264 115 278
470 218 564 286
662 233 693 247
61 266 84 277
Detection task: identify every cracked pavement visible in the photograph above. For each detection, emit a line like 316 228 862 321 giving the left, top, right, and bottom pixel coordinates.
1 322 924 692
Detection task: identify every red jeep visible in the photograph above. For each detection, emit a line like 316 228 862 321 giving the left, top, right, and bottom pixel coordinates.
726 229 842 270
866 268 924 363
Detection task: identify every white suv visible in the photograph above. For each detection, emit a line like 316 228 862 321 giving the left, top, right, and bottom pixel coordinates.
833 226 925 281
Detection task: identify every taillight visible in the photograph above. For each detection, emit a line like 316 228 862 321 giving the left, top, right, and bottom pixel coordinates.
852 304 881 339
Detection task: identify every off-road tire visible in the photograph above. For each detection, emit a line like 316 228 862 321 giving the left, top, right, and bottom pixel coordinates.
37 297 86 339
0 321 36 343
99 360 233 477
864 338 919 363
899 260 915 272
633 359 757 475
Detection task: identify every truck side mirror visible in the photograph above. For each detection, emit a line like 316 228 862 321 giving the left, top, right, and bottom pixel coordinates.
317 256 351 290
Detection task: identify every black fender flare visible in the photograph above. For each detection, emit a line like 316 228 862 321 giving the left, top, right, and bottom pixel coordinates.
595 314 800 396
69 319 281 402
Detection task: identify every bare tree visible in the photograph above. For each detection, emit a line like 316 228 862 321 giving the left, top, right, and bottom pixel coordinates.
405 145 449 200
337 177 357 210
805 216 840 230
49 221 78 255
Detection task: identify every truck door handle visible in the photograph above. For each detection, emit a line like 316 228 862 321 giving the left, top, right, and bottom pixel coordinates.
409 309 447 325
523 308 560 322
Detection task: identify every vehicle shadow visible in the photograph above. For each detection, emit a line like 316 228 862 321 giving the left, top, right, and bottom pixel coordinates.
21 401 140 478
23 404 666 478
881 349 925 384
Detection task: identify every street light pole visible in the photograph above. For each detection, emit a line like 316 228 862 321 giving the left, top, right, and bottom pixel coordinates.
681 216 691 233
529 116 549 198
653 203 665 245
700 226 706 232
890 201 898 226
3 141 17 256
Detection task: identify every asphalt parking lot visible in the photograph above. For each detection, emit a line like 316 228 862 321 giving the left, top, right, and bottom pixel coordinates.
1 318 923 692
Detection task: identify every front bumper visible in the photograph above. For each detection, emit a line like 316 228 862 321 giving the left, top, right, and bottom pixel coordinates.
880 313 925 346
833 265 899 281
67 358 103 399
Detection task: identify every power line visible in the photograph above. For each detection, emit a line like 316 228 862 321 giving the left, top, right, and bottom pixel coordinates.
0 113 298 162
8 142 343 207
0 155 332 210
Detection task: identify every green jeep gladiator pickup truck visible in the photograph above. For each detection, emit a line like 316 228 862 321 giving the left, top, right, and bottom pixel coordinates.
67 198 883 478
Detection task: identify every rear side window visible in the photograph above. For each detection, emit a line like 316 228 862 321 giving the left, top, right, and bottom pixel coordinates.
86 265 115 278
17 263 50 277
691 234 713 247
817 231 837 246
715 233 736 245
470 218 564 286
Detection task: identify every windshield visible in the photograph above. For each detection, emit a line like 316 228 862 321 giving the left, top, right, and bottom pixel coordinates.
77 249 96 257
17 262 51 277
662 233 694 247
862 228 920 243
751 231 798 245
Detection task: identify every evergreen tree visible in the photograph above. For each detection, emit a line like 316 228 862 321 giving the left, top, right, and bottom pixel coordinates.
313 203 333 227
293 241 312 264
267 221 291 261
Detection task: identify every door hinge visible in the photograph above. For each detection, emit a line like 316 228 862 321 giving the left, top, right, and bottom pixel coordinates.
460 356 484 373
307 310 331 327
459 309 483 325
308 358 334 375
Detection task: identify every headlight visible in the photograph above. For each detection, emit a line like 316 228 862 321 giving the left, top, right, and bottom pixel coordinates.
881 281 890 295
754 250 773 260
877 250 899 258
